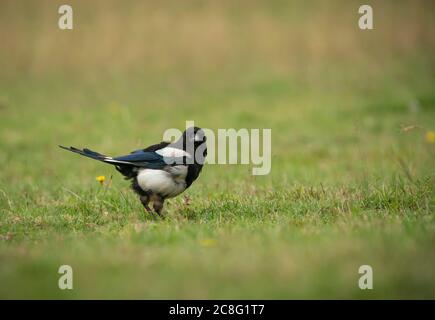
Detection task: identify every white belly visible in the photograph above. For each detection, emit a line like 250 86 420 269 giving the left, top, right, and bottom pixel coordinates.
137 166 187 198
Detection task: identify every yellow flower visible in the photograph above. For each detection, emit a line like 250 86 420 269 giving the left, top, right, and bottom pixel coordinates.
96 175 105 185
425 131 435 143
199 239 216 247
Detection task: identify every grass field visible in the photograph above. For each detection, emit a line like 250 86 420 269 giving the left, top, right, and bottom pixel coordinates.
0 0 434 299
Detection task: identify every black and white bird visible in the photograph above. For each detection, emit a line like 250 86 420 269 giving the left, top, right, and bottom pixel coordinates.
60 127 207 215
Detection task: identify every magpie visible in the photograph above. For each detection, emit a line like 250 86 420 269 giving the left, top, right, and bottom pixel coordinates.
60 127 207 215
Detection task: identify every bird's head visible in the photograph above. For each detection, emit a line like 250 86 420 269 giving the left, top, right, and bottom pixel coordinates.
179 126 207 164
186 126 206 143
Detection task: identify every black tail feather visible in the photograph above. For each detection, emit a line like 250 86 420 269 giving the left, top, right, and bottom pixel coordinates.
59 145 108 162
59 145 137 179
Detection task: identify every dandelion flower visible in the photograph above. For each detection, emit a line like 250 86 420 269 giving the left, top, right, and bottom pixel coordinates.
199 239 216 247
96 175 105 185
425 131 435 143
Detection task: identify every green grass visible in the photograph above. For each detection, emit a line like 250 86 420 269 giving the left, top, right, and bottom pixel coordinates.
0 0 434 299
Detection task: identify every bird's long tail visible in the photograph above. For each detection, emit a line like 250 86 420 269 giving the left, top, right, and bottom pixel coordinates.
59 145 129 165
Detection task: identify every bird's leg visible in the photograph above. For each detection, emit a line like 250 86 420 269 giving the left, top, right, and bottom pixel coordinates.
139 195 153 214
153 196 164 216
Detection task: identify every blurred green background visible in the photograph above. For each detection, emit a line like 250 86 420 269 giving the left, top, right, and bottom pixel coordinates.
0 0 434 299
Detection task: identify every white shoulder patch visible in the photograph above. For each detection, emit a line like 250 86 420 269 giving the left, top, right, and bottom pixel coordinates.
156 147 191 158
